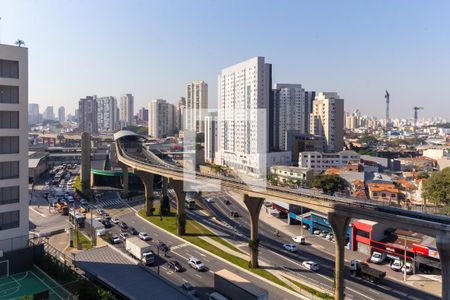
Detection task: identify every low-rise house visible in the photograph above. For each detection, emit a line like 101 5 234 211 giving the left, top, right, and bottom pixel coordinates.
368 182 400 204
398 156 434 172
298 150 360 172
269 165 314 185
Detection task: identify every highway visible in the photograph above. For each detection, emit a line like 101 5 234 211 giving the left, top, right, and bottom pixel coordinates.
98 192 299 300
186 191 439 300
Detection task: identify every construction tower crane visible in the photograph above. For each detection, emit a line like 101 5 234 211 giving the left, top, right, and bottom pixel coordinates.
413 106 424 145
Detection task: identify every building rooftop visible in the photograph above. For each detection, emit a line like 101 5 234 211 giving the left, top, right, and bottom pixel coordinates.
368 183 399 193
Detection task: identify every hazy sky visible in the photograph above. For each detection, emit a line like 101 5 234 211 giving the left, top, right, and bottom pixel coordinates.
1 0 449 119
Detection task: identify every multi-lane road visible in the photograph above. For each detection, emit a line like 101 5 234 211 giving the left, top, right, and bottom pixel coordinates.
93 191 438 300
187 192 439 300
98 192 298 300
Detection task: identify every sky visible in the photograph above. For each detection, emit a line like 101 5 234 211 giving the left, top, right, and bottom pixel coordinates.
1 0 449 119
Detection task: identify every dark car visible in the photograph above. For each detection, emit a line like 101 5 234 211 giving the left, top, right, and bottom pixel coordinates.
224 199 231 205
119 222 128 230
128 227 139 235
230 211 239 218
103 213 111 220
102 219 112 228
156 240 169 252
168 260 185 272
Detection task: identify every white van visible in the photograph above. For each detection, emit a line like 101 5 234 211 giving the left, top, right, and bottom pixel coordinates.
209 292 229 300
370 251 386 264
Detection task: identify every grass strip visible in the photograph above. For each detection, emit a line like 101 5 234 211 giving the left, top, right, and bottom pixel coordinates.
73 229 93 249
138 208 295 292
283 276 334 299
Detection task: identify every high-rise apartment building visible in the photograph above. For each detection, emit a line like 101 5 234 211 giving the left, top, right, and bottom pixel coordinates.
97 96 118 132
58 106 65 123
0 44 29 251
78 96 98 134
175 97 186 133
186 81 208 133
43 106 54 121
309 92 344 152
148 99 173 138
205 112 218 163
28 103 39 125
138 107 148 124
216 57 291 176
273 84 307 150
119 93 134 128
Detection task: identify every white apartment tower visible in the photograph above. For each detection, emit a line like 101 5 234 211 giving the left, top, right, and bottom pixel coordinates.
216 57 290 176
204 112 218 163
186 81 208 133
148 99 174 138
273 84 307 150
0 44 29 251
120 93 134 128
309 92 344 152
58 106 65 123
97 96 118 132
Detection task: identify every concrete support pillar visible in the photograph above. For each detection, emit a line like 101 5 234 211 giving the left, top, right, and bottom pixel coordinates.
328 212 350 300
135 171 154 216
121 164 129 195
80 132 91 194
170 179 186 235
162 177 168 197
243 194 264 268
437 233 450 300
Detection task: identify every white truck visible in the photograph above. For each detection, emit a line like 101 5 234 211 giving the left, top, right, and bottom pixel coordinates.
125 237 155 266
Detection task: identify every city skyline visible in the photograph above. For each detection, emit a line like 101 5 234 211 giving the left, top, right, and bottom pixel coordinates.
1 0 449 119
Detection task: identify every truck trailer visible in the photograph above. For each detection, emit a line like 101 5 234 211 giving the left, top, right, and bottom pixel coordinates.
214 269 268 300
350 260 386 283
125 237 155 266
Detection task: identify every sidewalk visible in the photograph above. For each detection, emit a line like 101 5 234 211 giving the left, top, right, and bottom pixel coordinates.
227 191 442 298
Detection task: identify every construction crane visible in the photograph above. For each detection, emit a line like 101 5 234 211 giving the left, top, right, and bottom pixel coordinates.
413 106 424 145
385 91 390 130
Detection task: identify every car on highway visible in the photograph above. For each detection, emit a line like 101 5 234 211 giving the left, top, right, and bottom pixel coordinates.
128 227 139 235
292 236 306 244
325 232 334 241
391 259 403 272
319 231 328 238
139 232 151 241
230 211 239 218
111 234 121 244
102 219 112 228
168 260 185 272
181 282 196 296
188 257 206 271
283 243 298 252
302 261 320 271
97 209 105 215
80 199 88 206
205 197 214 203
103 213 111 220
156 240 169 252
111 217 120 224
120 232 129 240
119 222 129 230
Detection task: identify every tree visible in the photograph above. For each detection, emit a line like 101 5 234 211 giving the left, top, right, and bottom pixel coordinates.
422 167 450 210
159 194 171 216
357 135 378 146
416 172 429 179
312 174 346 194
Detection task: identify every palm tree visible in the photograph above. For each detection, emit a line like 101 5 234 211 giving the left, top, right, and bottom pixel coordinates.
15 39 25 47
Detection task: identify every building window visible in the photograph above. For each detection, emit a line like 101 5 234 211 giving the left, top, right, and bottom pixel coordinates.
0 137 19 154
356 229 370 239
0 85 19 104
0 210 20 231
0 60 19 79
0 111 19 128
0 161 19 179
0 186 19 205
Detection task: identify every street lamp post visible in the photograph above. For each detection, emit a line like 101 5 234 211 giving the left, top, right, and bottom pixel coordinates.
404 237 407 281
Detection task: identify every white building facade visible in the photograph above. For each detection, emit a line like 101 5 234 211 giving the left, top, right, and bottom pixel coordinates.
97 96 118 132
148 99 175 138
310 92 344 152
204 112 218 163
120 93 134 128
0 44 29 251
216 57 290 176
298 150 360 172
186 81 208 133
273 84 307 150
